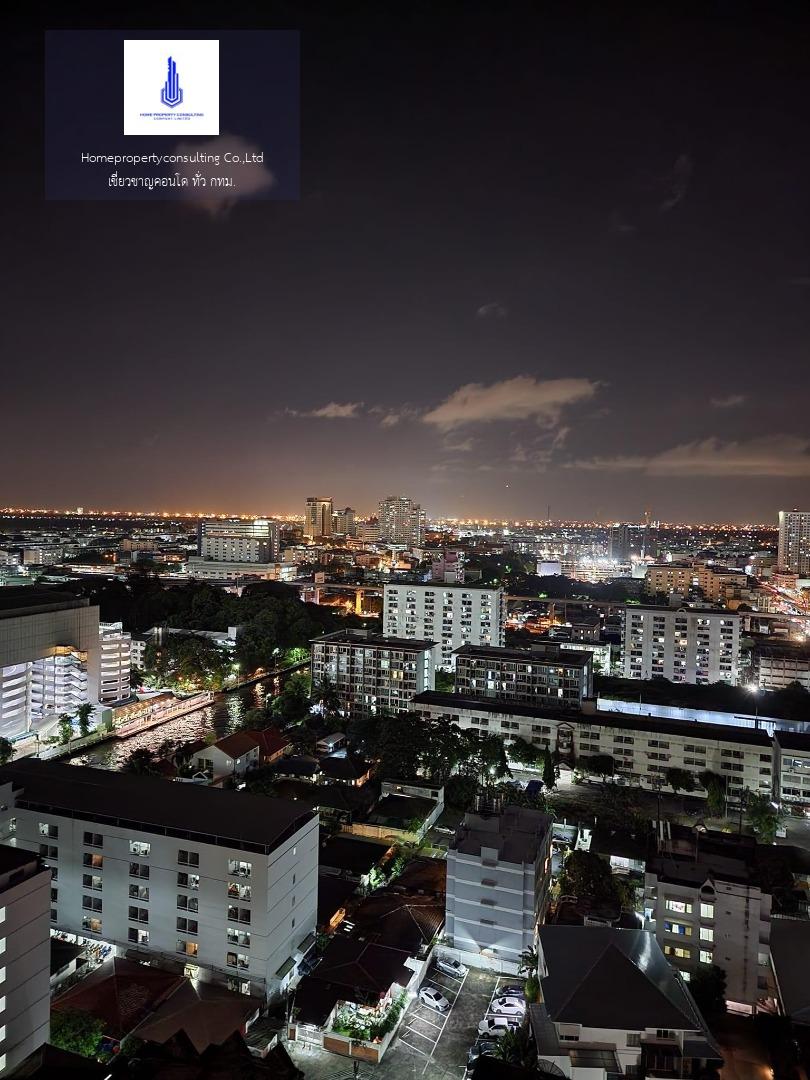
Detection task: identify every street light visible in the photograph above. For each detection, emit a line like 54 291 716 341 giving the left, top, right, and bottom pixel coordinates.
746 684 760 726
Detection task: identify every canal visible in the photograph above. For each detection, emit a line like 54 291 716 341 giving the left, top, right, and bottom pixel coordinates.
67 672 296 771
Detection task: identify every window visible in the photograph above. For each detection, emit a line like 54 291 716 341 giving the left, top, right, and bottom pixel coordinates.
129 841 151 857
82 896 102 912
176 917 198 934
226 952 250 970
700 902 714 918
700 927 714 942
228 882 251 901
664 945 691 960
227 906 251 924
39 845 58 860
664 921 692 937
83 832 103 847
82 916 102 934
657 1031 675 1040
627 1034 641 1047
699 950 713 964
178 850 199 867
82 853 103 869
129 884 149 901
128 928 149 945
227 928 251 948
177 872 200 890
177 940 198 957
228 859 252 878
130 862 149 879
665 899 692 914
128 907 149 923
82 875 103 891
38 823 58 839
177 895 199 912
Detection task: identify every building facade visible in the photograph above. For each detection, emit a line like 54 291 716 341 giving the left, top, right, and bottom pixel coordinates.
304 498 333 540
0 761 318 1000
383 583 505 669
332 507 356 537
454 642 593 709
377 496 424 549
198 519 280 564
778 510 810 576
185 558 296 582
444 805 552 973
622 606 741 685
0 846 51 1076
99 622 132 704
311 630 436 718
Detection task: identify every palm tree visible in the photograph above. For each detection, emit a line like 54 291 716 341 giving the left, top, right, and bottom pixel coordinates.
518 946 539 977
74 703 95 738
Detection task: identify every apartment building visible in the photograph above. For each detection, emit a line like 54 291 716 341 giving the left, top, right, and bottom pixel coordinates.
644 564 745 603
99 621 132 704
410 692 775 802
383 583 505 669
197 519 280 564
644 828 771 1011
774 731 810 806
304 498 333 539
0 761 318 1000
534 927 722 1080
0 589 100 742
622 606 741 685
444 805 552 974
185 558 296 582
777 510 810 576
0 846 51 1076
311 629 436 718
454 642 593 709
754 641 810 692
377 495 424 549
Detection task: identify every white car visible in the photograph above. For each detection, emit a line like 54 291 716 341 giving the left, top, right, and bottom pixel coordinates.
436 957 468 979
490 996 526 1017
419 986 450 1012
477 1017 517 1039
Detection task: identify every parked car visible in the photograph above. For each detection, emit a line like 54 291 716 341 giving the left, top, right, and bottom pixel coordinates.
477 1017 518 1038
466 1040 499 1075
419 986 450 1012
498 984 526 998
437 957 468 979
490 996 526 1017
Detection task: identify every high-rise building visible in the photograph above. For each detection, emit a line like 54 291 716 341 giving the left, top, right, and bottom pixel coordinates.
198 519 280 563
621 605 741 685
377 495 423 548
98 622 132 704
383 583 505 669
454 642 593 709
332 507 356 537
444 805 552 973
304 498 333 539
0 761 318 1000
608 524 633 562
0 845 51 1076
778 510 810 576
310 629 436 718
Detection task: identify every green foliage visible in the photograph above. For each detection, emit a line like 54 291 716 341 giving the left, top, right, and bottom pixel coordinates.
143 635 231 691
75 703 95 738
0 737 13 765
493 1025 537 1069
698 770 727 816
524 972 540 1003
57 713 74 744
122 747 161 775
746 791 785 844
664 766 696 794
689 964 727 1020
581 753 615 780
508 737 542 767
434 669 455 693
559 849 626 908
50 1008 105 1058
313 676 343 722
445 773 479 811
542 747 557 789
270 672 312 724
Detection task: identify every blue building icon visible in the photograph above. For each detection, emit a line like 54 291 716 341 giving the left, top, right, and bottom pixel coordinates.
160 56 183 107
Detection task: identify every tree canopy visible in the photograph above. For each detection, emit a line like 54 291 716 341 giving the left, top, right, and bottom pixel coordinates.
50 1008 105 1058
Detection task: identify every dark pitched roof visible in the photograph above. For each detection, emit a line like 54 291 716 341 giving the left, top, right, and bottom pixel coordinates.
311 936 413 999
350 891 444 953
319 755 372 781
538 927 706 1032
395 855 447 895
213 731 261 758
0 760 314 855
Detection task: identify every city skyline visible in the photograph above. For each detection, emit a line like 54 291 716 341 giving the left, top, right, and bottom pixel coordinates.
7 5 810 520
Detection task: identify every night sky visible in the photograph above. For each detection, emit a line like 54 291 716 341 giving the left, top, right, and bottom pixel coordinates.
6 3 810 521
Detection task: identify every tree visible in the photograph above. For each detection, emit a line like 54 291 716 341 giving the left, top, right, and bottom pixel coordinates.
746 791 785 844
689 965 727 1021
122 747 160 775
57 713 74 744
434 669 454 693
494 1026 537 1070
313 676 343 723
50 1008 105 1057
542 747 557 789
508 737 542 767
518 946 538 976
698 770 727 817
664 767 695 796
271 672 312 725
75 703 95 738
581 753 615 783
559 849 622 907
0 737 13 765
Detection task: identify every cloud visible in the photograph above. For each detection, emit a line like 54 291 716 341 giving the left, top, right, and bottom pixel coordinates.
173 135 275 217
710 393 746 409
476 301 508 320
660 153 693 212
569 435 810 478
376 406 421 428
444 437 475 452
422 376 599 431
286 401 363 419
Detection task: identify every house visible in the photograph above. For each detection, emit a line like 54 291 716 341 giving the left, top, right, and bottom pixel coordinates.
195 731 262 781
246 726 294 765
349 889 444 958
319 753 373 787
317 733 348 755
533 926 723 1080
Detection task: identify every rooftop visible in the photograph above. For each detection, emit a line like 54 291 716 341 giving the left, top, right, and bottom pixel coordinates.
311 629 437 650
454 643 592 667
0 586 89 619
0 760 314 855
319 835 392 876
453 804 552 864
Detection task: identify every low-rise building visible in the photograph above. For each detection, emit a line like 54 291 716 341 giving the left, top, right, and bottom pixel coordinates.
755 640 810 692
444 804 552 973
454 642 593 709
0 761 318 1000
774 730 810 806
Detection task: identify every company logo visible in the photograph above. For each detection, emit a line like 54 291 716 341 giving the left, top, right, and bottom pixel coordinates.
160 56 183 108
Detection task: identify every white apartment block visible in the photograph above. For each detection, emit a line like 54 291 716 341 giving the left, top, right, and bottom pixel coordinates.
310 629 436 719
377 495 424 549
454 642 593 709
622 606 741 685
185 558 297 582
444 805 551 974
99 621 132 704
774 731 810 806
755 645 810 692
198 519 280 563
0 590 100 743
778 510 810 576
411 692 775 802
383 583 505 669
0 845 51 1076
644 834 772 1011
0 761 318 1000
